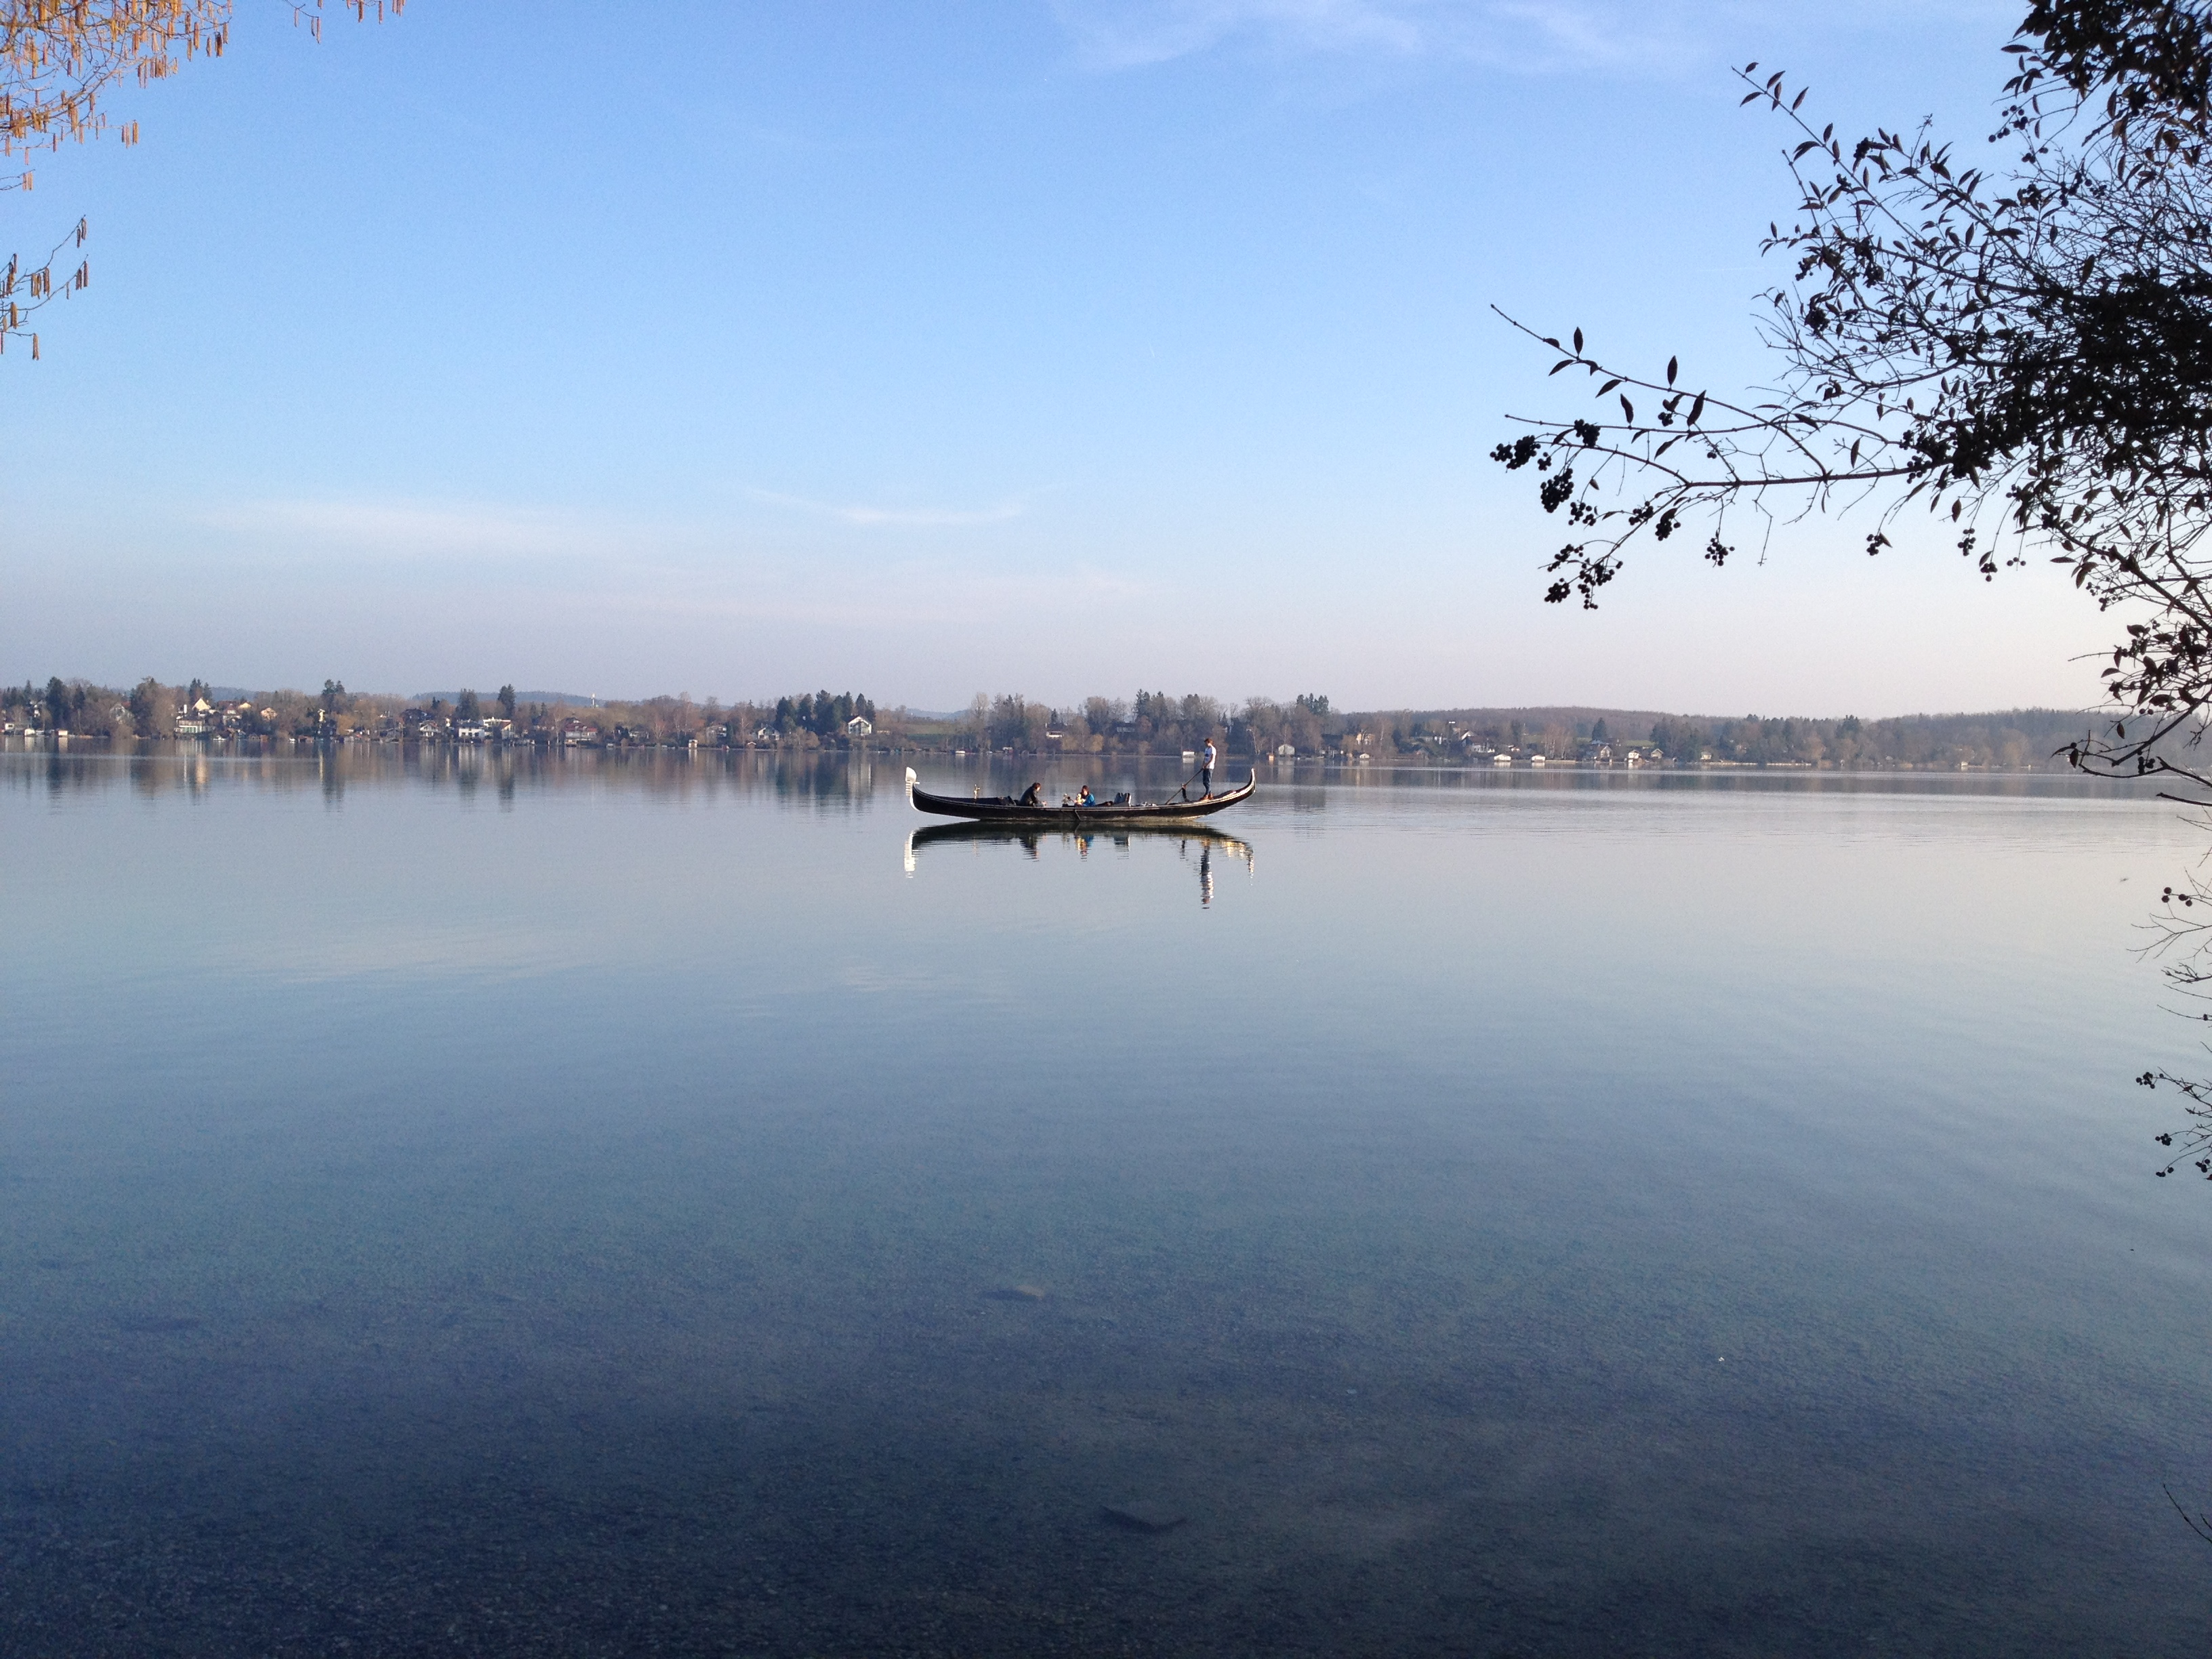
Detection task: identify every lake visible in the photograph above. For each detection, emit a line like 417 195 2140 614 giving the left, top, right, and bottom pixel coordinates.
6 744 2212 1656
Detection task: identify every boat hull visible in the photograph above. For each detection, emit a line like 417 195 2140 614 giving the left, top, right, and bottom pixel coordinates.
907 769 1257 823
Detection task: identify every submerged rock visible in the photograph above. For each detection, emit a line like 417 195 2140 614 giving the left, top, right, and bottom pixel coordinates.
1102 1502 1186 1534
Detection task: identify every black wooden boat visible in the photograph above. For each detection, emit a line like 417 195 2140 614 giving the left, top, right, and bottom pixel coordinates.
905 766 1257 823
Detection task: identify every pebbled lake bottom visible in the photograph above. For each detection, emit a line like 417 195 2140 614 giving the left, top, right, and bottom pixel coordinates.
5 745 2212 1656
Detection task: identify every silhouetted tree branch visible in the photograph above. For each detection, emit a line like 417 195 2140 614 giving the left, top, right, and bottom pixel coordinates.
1496 3 2212 797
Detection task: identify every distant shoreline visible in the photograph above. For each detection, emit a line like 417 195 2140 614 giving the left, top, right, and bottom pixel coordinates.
2 680 2118 773
0 731 2108 777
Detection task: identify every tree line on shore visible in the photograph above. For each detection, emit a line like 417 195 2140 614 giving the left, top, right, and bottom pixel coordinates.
3 675 2116 771
0 678 882 750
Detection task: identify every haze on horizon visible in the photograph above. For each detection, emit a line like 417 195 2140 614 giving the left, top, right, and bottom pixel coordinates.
0 0 2105 720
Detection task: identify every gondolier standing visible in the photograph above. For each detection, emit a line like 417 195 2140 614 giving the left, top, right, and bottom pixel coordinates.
1200 737 1217 798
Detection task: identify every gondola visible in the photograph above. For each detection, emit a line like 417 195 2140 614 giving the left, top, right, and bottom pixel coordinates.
904 766 1256 823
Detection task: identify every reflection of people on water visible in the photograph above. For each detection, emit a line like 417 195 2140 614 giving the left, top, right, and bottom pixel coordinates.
905 823 1253 897
1019 781 1042 806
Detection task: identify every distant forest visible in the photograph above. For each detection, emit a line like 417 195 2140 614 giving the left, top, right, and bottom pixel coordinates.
1 676 2124 771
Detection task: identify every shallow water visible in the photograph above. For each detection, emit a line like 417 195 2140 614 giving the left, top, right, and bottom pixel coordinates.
6 745 2212 1656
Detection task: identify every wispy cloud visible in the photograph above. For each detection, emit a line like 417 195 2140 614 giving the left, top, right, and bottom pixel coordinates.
1051 0 1771 75
205 498 617 559
745 487 1027 529
1055 0 1421 67
206 488 1031 556
554 554 1162 634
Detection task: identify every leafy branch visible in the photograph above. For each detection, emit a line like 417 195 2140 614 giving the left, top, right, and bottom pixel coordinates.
1494 9 2212 796
0 1 401 356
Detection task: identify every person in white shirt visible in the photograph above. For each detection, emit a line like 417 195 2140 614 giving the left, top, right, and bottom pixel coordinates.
1200 738 1217 797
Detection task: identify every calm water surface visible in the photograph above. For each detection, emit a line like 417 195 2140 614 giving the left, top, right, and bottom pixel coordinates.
7 746 2212 1656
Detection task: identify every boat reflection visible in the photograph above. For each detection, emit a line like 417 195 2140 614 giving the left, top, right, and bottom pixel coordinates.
902 821 1254 907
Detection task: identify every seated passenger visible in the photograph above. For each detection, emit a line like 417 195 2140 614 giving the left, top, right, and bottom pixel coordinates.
1078 785 1097 806
1019 781 1043 806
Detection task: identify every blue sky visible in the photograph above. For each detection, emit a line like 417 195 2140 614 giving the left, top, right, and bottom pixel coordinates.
0 0 2112 714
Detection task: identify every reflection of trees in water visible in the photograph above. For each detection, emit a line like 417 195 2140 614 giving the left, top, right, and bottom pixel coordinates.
2137 867 2212 1178
2099 843 2212 1193
2 741 897 813
15 742 2156 821
766 751 874 811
